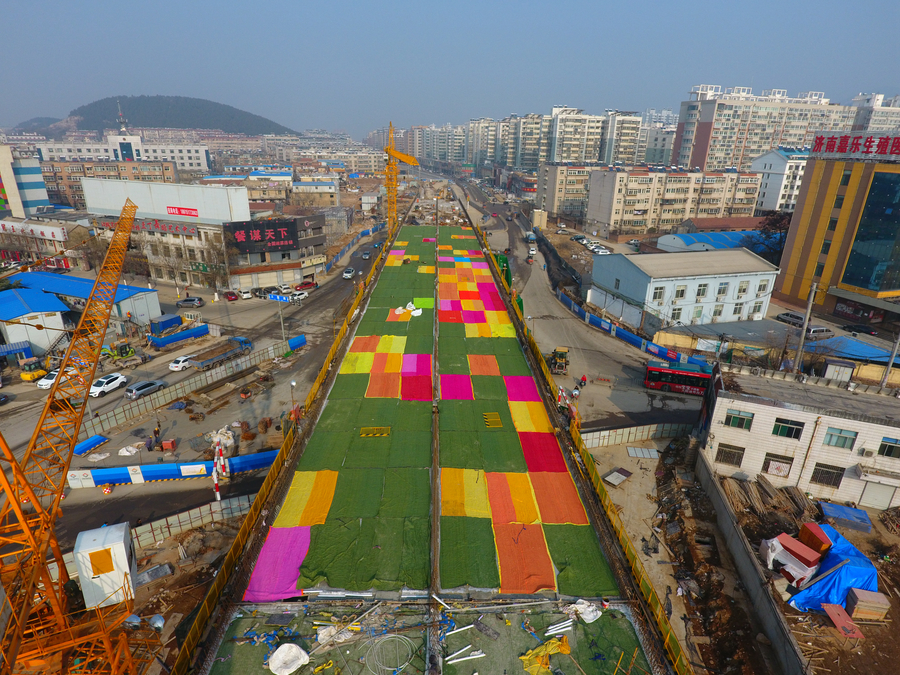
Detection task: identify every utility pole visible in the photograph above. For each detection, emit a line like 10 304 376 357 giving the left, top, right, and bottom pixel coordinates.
278 301 286 342
793 282 817 374
881 330 900 388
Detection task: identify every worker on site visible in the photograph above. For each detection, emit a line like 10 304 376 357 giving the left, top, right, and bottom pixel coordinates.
580 374 587 388
572 387 580 400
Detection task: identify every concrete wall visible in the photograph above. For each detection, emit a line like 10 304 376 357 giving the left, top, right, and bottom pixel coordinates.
586 286 645 329
695 453 808 675
705 393 900 509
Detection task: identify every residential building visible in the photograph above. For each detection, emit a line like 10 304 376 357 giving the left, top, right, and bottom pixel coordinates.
547 107 605 163
0 288 68 355
774 130 900 327
535 163 603 219
640 123 676 165
750 147 810 214
508 172 537 199
599 112 642 164
40 160 178 208
0 144 51 217
276 148 385 174
642 108 678 126
588 249 778 326
464 118 498 171
36 133 211 173
585 168 760 238
290 179 340 207
361 191 381 214
850 93 900 132
701 374 900 510
672 85 858 172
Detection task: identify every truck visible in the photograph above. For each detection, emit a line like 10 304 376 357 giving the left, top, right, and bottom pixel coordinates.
188 337 253 371
150 314 183 337
525 232 537 244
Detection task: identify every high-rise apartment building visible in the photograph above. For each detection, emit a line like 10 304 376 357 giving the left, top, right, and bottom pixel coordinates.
547 107 605 163
774 130 900 325
0 144 51 217
850 93 900 132
639 124 677 165
600 112 642 164
464 118 498 169
535 163 601 219
585 168 760 237
672 85 858 172
749 148 809 214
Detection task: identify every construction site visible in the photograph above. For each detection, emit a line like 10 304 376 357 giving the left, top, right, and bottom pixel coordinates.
0 131 682 675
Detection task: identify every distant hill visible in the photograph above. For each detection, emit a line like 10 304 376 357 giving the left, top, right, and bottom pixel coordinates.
66 95 297 135
14 117 62 131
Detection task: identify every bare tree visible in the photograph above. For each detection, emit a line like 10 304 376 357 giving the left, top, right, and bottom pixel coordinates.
82 236 108 274
199 232 239 289
741 211 791 265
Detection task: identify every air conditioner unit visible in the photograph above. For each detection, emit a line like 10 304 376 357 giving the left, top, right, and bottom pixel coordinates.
657 301 664 306
711 317 718 323
672 299 678 305
862 450 874 458
757 291 764 297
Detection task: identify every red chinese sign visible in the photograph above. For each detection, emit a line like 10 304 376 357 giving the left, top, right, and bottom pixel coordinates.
99 219 198 236
224 218 310 254
167 206 199 217
812 134 900 158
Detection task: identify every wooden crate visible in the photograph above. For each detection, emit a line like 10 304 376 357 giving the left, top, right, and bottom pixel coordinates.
845 588 890 621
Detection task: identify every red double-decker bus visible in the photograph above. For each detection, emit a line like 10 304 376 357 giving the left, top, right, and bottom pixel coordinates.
644 360 713 396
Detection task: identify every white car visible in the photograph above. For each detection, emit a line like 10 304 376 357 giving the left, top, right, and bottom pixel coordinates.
276 284 293 293
290 291 309 303
342 267 355 279
169 355 196 371
592 248 611 256
238 289 253 299
36 369 79 390
90 372 127 397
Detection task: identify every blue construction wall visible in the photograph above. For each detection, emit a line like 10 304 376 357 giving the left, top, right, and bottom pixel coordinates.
147 324 210 349
324 222 386 272
556 289 707 366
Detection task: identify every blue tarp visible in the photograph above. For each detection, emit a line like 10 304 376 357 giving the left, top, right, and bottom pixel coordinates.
809 335 900 365
73 435 109 457
820 501 873 533
789 524 877 612
287 335 307 351
0 340 33 359
147 323 209 348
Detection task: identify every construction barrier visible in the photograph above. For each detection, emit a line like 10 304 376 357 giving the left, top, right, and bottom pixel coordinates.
65 450 279 489
556 289 708 367
580 423 696 449
172 421 296 675
324 222 386 272
472 211 695 675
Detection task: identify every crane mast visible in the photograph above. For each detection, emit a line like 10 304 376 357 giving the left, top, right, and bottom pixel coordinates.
0 199 157 673
383 121 419 236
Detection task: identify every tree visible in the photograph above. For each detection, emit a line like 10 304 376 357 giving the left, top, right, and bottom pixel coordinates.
200 232 239 289
742 211 791 265
82 236 108 274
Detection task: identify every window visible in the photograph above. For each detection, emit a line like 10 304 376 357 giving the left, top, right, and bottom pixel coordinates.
733 303 744 316
824 427 858 450
737 280 749 296
614 278 620 290
724 409 754 430
773 418 804 439
810 463 845 489
814 262 825 278
834 195 844 209
821 240 831 255
840 169 852 186
752 301 763 314
671 308 682 322
652 286 665 301
713 304 724 317
674 285 686 299
878 438 900 459
693 306 703 320
717 282 728 297
827 217 838 231
696 283 708 298
757 280 769 294
762 453 794 477
715 444 745 467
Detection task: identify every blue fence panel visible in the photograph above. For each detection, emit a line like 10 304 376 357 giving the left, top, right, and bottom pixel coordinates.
287 335 307 351
139 464 183 482
587 313 605 329
74 435 108 457
91 467 134 486
147 324 210 349
229 449 278 474
178 461 215 477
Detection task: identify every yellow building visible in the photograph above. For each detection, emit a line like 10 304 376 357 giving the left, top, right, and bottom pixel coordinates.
774 131 900 327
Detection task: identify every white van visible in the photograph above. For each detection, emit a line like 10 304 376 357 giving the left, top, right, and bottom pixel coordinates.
806 325 835 341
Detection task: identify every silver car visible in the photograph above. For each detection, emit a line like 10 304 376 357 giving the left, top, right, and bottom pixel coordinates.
124 380 167 400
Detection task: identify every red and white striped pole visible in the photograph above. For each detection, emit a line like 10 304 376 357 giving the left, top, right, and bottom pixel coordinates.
212 466 221 501
217 440 228 478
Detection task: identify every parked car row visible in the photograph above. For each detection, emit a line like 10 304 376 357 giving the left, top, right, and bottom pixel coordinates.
33 368 167 401
214 281 320 302
570 235 611 256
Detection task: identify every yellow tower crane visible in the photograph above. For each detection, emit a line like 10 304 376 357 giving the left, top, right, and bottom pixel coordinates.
0 199 159 674
383 122 419 236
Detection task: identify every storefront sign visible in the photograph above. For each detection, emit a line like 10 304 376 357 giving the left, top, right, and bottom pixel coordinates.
98 218 198 236
167 206 199 217
812 134 900 160
224 218 301 254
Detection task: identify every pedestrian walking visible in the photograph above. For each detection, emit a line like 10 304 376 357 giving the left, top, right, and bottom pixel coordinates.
580 375 587 388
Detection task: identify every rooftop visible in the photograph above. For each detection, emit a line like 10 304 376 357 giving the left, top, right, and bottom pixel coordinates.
0 288 69 321
618 249 778 278
681 216 767 232
10 271 155 303
658 231 757 251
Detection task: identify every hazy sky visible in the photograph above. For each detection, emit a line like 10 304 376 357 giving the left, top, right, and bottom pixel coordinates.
3 0 898 139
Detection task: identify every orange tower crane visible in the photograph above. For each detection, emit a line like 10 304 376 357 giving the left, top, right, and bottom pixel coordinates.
0 199 159 674
383 121 419 236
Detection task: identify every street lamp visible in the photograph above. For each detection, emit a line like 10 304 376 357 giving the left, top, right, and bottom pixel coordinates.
290 380 297 409
527 315 534 336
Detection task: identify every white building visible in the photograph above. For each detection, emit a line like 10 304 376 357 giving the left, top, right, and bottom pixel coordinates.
0 288 68 355
749 148 809 213
535 163 603 219
600 112 642 165
588 249 778 326
639 123 676 165
547 107 606 163
850 92 900 132
36 133 210 173
0 144 51 217
703 375 900 510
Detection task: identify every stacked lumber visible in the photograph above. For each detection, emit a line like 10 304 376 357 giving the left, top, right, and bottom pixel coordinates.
781 486 817 520
722 477 751 513
757 475 794 511
741 481 767 517
845 588 890 621
880 506 900 535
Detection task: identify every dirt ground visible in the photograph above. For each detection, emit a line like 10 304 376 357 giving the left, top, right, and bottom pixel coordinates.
543 229 595 280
